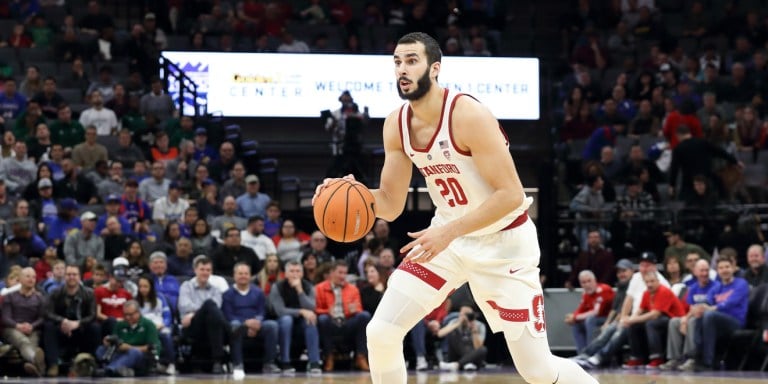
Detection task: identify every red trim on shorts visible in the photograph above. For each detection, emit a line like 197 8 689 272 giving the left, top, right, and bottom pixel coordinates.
410 89 449 153
486 300 530 322
500 211 529 231
397 261 446 290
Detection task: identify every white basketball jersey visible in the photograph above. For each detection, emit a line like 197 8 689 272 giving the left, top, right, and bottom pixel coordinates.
399 89 532 236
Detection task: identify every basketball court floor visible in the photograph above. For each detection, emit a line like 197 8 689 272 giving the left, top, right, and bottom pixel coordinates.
1 370 767 383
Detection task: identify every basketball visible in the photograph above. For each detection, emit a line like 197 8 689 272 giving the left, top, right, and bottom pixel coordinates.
313 179 376 243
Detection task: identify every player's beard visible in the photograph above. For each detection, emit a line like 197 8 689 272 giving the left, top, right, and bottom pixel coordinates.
398 67 432 101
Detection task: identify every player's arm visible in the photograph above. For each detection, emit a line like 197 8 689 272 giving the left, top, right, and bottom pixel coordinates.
369 110 412 221
443 97 525 237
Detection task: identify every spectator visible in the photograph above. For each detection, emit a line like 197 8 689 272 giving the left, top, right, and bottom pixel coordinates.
211 227 261 277
1 267 46 377
110 129 146 169
660 259 718 370
569 176 609 250
2 141 37 196
96 194 133 236
571 30 607 70
49 104 85 149
79 90 119 136
72 126 109 169
581 124 623 161
142 13 167 50
136 276 174 373
78 0 114 36
152 181 189 227
662 102 703 150
263 201 283 238
54 158 99 204
0 79 27 119
621 271 686 369
13 100 45 142
150 131 179 163
241 215 277 261
94 263 133 338
105 84 129 120
235 175 270 219
63 211 104 267
211 196 247 233
741 244 768 287
178 256 229 374
94 300 160 377
209 141 237 183
277 30 310 53
219 161 246 200
43 265 99 377
669 125 739 202
359 263 386 315
26 123 53 163
688 256 749 371
270 260 322 374
41 259 66 294
86 65 117 103
190 217 216 256
139 161 170 205
148 251 180 310
663 225 711 268
273 219 310 264
315 261 370 372
45 198 80 246
222 262 280 378
302 231 335 265
734 105 767 152
102 216 133 262
436 305 487 372
167 237 194 278
119 179 152 227
565 270 615 353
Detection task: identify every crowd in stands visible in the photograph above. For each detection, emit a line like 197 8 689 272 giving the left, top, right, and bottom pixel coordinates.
0 0 509 378
557 0 768 372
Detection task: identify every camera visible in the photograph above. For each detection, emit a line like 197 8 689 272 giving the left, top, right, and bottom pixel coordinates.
101 335 121 362
465 312 475 322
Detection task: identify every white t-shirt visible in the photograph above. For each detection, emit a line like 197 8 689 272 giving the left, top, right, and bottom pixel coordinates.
241 230 277 261
79 107 118 136
626 271 670 315
152 196 190 222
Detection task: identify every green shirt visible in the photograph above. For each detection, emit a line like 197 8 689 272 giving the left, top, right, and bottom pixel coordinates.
113 316 161 355
49 120 85 149
664 242 711 267
13 112 46 141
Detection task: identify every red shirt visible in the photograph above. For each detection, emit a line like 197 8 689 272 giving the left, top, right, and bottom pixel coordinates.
662 111 703 149
640 285 686 318
94 285 133 319
573 283 615 319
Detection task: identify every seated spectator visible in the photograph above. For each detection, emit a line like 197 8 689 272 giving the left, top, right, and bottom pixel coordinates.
273 219 310 264
26 124 54 164
689 255 749 370
168 237 195 278
138 161 170 205
136 276 175 374
269 260 322 374
565 270 615 353
178 256 229 374
32 77 64 120
190 218 216 256
377 247 397 277
256 253 282 295
660 259 718 370
102 216 133 262
211 196 247 235
315 261 370 372
72 126 109 170
569 176 609 250
241 215 277 261
34 247 59 283
663 225 710 269
219 161 246 200
0 79 27 119
734 105 767 152
561 103 597 142
110 130 146 169
150 131 178 163
2 141 37 196
148 251 180 310
581 124 624 161
94 300 160 377
96 194 133 236
301 231 335 265
741 244 768 287
622 271 685 369
140 77 175 124
84 264 109 289
63 211 104 267
54 158 99 205
79 91 118 136
41 260 66 294
94 265 133 337
43 265 100 377
119 179 153 228
263 201 283 238
236 175 271 219
152 181 189 227
1 267 46 377
436 306 487 372
212 227 261 277
222 263 280 378
50 104 85 150
663 102 703 150
360 263 386 317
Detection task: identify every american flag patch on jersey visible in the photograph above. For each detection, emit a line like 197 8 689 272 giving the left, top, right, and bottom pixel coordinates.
439 140 448 149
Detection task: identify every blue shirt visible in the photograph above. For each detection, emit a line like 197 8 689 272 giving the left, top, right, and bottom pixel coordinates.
154 274 180 311
193 146 218 162
119 197 152 224
222 284 267 323
46 216 81 245
582 126 618 161
167 255 194 278
0 92 27 119
236 192 271 219
685 279 719 305
95 214 133 236
706 277 750 327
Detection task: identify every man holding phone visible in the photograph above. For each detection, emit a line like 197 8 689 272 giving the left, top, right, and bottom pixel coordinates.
437 305 487 372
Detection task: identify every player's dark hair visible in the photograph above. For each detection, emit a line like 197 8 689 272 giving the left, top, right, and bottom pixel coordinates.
398 32 442 66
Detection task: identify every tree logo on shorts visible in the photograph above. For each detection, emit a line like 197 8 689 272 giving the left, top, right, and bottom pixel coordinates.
532 294 546 333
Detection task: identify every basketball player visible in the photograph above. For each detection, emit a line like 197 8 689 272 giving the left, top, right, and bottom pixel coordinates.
313 32 598 384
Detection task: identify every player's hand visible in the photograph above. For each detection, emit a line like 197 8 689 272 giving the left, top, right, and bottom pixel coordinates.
312 174 356 205
401 225 457 264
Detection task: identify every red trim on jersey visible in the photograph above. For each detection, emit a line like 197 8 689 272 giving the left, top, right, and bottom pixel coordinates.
448 93 471 156
397 261 446 290
397 105 405 150
499 123 510 146
500 211 529 231
409 88 449 153
486 300 530 322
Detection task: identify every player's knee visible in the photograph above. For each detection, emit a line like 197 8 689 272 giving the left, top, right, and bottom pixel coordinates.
366 318 407 349
516 359 558 384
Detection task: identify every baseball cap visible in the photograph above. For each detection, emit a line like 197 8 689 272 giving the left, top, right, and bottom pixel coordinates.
639 251 658 264
106 194 121 203
144 12 156 20
660 63 671 72
113 256 129 268
60 198 78 211
245 175 259 184
112 266 128 281
38 178 53 189
616 258 636 271
169 181 181 189
195 127 207 136
80 211 97 221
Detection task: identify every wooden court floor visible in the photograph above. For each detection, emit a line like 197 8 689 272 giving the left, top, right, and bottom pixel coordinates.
3 370 768 383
